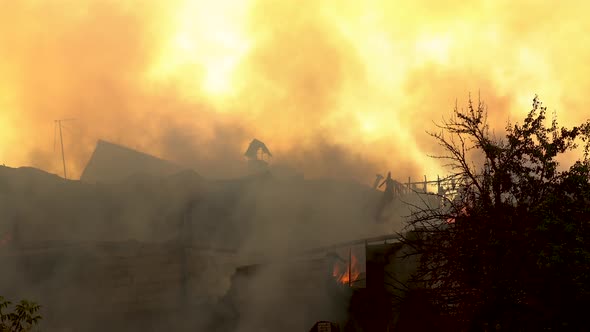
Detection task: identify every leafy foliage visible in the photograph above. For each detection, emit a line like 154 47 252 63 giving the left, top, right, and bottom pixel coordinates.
0 297 41 332
404 96 590 331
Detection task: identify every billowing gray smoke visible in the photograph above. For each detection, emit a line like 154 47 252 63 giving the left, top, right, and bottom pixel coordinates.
0 140 417 331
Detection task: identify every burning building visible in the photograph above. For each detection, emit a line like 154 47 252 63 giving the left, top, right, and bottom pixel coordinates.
0 139 435 331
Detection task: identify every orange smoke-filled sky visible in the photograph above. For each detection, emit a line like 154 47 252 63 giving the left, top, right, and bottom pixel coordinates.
0 0 589 182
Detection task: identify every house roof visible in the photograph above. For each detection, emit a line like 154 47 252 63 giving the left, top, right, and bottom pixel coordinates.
80 140 185 184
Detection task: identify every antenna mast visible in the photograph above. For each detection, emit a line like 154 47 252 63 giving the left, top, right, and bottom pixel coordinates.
54 118 75 180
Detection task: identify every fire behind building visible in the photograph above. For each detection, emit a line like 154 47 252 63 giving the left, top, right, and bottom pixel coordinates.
0 139 441 332
211 234 429 332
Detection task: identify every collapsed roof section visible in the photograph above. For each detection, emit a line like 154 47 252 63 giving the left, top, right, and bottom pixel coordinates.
80 140 186 184
244 139 272 160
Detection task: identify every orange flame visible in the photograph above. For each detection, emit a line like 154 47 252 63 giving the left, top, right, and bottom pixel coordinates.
446 206 468 224
332 252 360 285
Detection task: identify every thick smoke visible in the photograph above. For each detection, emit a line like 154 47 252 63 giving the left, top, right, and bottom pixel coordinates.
1 1 590 330
2 0 588 182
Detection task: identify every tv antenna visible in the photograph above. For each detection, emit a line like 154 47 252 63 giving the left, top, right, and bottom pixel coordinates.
53 118 76 180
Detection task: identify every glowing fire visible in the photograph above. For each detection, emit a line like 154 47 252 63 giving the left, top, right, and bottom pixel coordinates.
446 206 468 224
332 252 361 285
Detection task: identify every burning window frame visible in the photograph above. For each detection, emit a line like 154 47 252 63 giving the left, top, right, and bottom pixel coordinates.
328 244 365 287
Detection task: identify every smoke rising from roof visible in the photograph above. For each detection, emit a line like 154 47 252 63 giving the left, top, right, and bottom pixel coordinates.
1 3 589 328
2 0 588 182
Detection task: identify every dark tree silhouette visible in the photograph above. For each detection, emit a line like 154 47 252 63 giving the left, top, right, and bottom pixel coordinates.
402 96 590 331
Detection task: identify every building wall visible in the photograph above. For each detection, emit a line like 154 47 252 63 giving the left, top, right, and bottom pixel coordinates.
214 257 353 332
0 242 237 332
